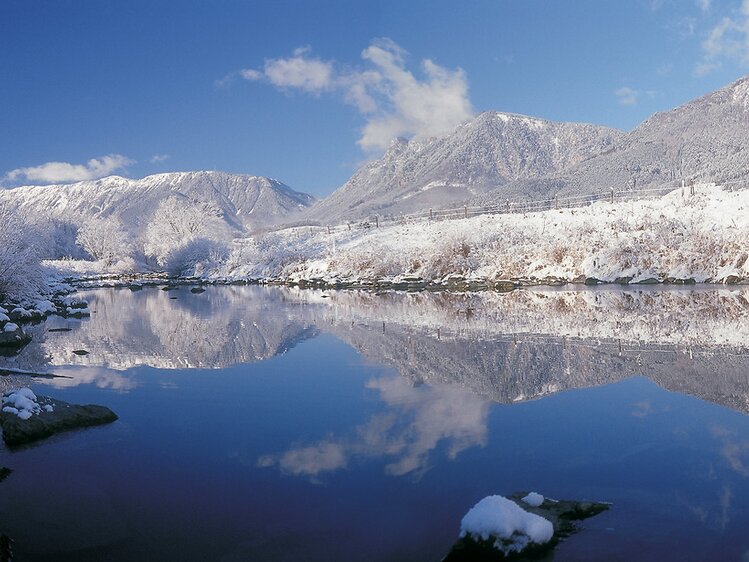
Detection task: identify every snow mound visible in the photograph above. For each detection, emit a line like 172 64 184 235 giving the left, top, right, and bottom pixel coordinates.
3 323 19 333
35 300 57 314
522 492 545 507
460 495 553 555
1 388 51 420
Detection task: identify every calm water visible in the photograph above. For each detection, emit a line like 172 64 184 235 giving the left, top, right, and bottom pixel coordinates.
2 285 749 560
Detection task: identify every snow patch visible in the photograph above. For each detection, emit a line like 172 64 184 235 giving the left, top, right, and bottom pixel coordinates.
2 387 45 419
522 492 545 507
459 495 553 555
35 299 57 314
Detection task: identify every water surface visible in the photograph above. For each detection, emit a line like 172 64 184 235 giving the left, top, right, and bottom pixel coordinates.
2 285 749 560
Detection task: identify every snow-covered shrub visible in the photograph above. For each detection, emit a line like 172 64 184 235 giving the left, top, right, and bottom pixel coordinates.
143 196 231 268
164 237 229 277
76 216 133 265
0 205 47 300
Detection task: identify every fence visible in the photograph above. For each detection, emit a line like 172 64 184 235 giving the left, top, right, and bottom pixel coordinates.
254 177 748 237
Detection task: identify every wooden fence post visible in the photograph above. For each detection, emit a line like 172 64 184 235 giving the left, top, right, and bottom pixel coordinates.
429 208 433 220
375 216 379 228
610 188 614 204
464 206 468 219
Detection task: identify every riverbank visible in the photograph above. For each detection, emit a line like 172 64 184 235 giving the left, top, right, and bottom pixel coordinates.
45 184 749 291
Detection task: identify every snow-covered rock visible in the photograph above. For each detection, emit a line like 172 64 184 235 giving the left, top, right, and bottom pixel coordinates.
2 387 42 420
459 495 554 555
521 492 545 507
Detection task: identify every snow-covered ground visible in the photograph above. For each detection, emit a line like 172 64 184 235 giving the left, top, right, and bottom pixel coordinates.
39 183 749 289
218 184 749 285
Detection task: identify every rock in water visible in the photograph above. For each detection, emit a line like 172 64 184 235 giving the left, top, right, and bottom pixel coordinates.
0 467 10 482
190 287 205 294
444 492 610 561
0 392 117 447
0 533 13 562
0 324 31 351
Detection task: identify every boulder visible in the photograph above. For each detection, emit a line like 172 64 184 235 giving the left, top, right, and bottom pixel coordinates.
0 324 31 350
444 492 609 561
0 391 118 447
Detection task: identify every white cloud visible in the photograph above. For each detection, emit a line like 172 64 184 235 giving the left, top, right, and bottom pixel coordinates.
4 154 134 185
150 154 170 163
697 0 712 12
695 0 749 75
229 38 474 152
261 46 335 94
615 86 641 106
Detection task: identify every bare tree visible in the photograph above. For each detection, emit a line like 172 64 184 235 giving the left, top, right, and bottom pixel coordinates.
0 204 46 300
76 216 132 265
143 196 230 270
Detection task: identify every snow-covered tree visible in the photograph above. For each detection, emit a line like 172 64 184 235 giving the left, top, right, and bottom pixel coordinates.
76 216 132 265
0 204 47 300
143 196 231 272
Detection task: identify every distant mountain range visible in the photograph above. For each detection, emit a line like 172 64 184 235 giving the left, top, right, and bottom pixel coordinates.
4 74 749 234
305 74 749 221
0 170 314 236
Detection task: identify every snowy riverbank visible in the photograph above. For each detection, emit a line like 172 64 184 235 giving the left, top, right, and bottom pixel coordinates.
41 184 749 290
216 184 749 287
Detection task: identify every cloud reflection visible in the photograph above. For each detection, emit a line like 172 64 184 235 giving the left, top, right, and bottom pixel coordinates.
259 375 489 479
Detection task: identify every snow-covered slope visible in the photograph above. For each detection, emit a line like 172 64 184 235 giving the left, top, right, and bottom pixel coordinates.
0 171 315 234
305 112 622 221
307 74 749 223
481 75 749 203
224 184 749 286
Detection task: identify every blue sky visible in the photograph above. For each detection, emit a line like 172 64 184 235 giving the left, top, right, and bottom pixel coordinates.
2 0 749 196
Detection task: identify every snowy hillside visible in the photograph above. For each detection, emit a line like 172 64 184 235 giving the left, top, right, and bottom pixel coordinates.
0 171 314 237
305 112 622 221
478 75 749 204
222 183 749 286
305 74 749 223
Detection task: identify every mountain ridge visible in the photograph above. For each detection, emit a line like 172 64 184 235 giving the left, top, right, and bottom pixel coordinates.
304 110 623 221
307 73 749 222
0 170 315 234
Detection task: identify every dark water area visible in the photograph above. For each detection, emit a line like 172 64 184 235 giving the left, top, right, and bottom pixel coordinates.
2 285 749 561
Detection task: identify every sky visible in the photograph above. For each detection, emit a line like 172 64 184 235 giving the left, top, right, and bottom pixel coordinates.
2 0 749 196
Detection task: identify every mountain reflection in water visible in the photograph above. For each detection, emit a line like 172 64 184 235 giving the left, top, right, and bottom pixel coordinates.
4 285 749 415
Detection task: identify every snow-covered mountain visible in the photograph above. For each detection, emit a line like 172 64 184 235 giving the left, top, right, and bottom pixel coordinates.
0 171 314 236
307 74 749 222
305 112 623 221
493 74 749 201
